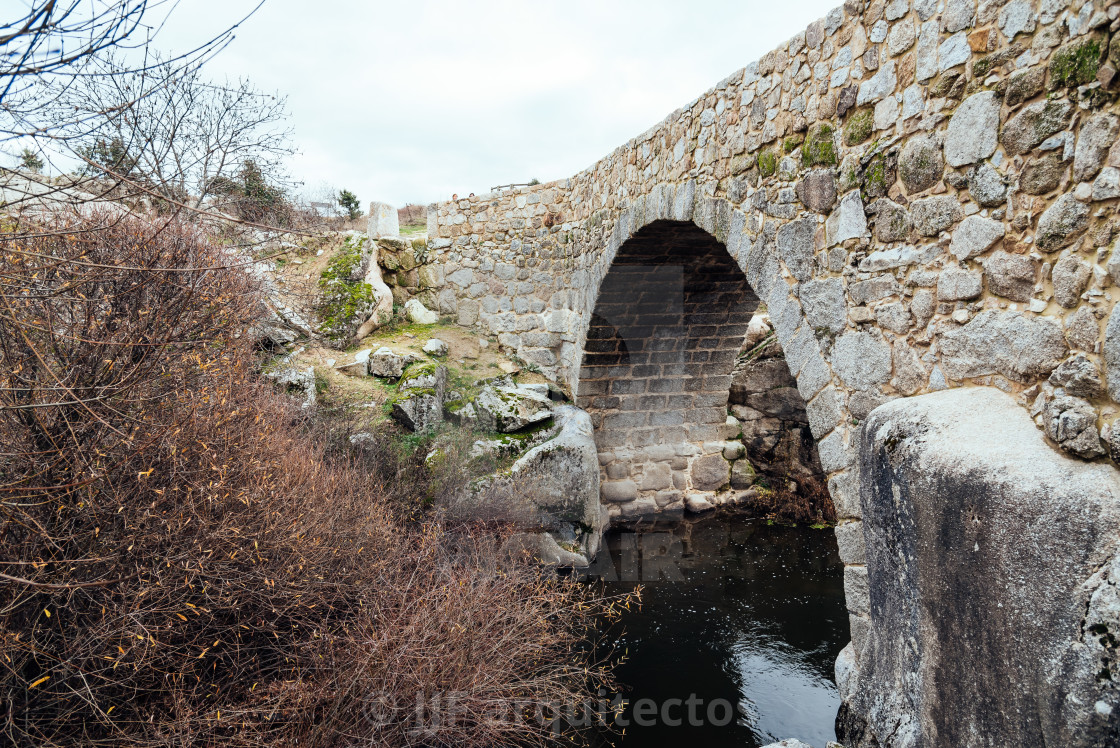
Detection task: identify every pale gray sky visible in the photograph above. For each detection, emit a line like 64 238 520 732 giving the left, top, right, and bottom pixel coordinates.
158 0 839 208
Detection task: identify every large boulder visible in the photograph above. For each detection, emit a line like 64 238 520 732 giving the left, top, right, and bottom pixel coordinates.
447 406 605 563
368 347 421 378
474 382 554 433
840 388 1120 748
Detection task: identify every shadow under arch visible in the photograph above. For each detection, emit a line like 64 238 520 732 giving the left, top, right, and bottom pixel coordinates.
576 219 763 512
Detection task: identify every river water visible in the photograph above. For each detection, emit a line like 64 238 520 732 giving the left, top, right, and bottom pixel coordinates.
585 514 847 747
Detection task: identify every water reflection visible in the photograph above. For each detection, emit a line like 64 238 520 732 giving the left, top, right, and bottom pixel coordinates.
587 515 847 747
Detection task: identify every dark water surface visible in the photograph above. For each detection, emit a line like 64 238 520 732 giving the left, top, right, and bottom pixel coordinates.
586 514 847 747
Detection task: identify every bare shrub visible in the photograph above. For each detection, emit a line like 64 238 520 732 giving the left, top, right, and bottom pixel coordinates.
746 475 837 526
0 214 620 747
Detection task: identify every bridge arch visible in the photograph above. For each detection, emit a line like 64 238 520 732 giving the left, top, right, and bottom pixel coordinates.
567 189 852 521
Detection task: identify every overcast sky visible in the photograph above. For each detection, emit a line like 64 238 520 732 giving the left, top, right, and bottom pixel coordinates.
157 0 839 209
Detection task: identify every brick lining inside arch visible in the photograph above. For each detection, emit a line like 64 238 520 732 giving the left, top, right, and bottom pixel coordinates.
577 220 760 513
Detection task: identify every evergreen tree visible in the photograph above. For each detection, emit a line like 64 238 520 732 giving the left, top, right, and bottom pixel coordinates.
338 189 361 219
18 148 43 173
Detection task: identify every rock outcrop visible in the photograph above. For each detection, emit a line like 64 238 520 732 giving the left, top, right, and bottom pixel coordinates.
446 405 607 564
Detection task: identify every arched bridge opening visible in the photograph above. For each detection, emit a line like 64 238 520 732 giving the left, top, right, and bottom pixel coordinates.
577 220 769 518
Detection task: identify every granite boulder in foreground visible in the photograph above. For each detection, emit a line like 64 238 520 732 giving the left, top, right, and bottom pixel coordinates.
839 387 1120 748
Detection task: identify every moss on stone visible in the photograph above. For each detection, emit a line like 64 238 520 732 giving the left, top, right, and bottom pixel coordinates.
783 134 804 154
399 361 438 388
843 109 873 146
758 149 779 179
802 124 837 167
861 154 895 199
318 237 377 345
1050 36 1104 90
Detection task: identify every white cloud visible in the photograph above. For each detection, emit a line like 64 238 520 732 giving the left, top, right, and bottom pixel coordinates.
158 0 839 207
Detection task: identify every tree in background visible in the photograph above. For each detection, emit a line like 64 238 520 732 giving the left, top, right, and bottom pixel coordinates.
18 147 43 173
338 188 361 219
53 53 293 211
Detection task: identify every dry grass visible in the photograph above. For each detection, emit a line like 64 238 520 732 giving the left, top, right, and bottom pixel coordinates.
0 214 624 747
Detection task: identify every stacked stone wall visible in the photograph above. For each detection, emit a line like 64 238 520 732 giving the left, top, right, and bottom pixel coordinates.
422 0 1120 730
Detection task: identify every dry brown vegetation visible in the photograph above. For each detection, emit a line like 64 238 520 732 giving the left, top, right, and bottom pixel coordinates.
746 476 836 527
0 213 623 747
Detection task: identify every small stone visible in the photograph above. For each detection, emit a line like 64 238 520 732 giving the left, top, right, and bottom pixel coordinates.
368 347 421 378
1000 100 1074 156
685 494 716 513
892 339 929 394
1066 305 1100 351
691 453 729 491
984 250 1037 302
1036 194 1090 251
1042 395 1105 458
888 17 916 56
949 215 1006 260
1073 114 1120 183
942 0 975 32
827 190 868 245
940 310 1068 381
870 19 888 43
796 169 838 213
422 338 448 357
968 163 1008 206
911 195 963 236
900 134 945 193
775 217 818 282
1108 306 1120 402
857 59 897 106
916 19 939 81
404 298 438 324
999 66 1045 108
998 0 1035 39
800 277 848 335
876 301 914 334
912 288 935 327
871 198 912 242
1049 353 1104 399
1052 255 1091 309
938 266 984 301
1019 154 1065 195
1050 35 1106 90
722 441 747 460
1092 167 1120 200
601 481 638 503
944 91 1000 167
939 32 973 71
474 383 553 433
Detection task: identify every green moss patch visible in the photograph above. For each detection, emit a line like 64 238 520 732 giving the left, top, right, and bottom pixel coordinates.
318 236 378 346
843 109 873 146
1050 36 1104 90
783 134 805 154
803 123 837 167
758 149 779 179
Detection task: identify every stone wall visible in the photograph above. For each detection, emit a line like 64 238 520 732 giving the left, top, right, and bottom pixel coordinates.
420 1 1120 741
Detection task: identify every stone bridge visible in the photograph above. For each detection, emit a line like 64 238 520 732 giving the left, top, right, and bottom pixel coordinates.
417 0 1120 743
